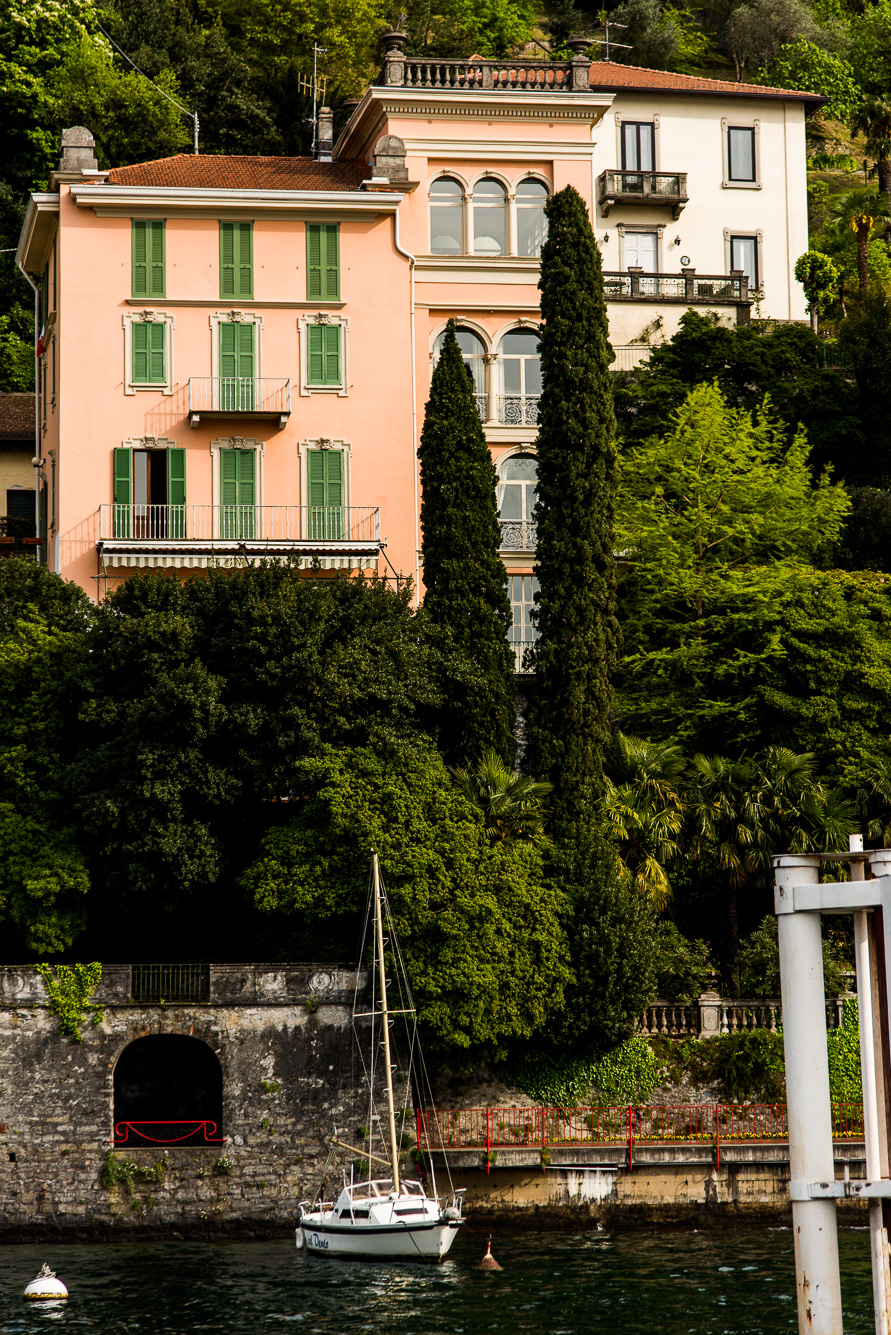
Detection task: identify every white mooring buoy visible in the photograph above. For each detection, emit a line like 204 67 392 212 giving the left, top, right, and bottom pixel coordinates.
476 1236 502 1271
23 1264 68 1300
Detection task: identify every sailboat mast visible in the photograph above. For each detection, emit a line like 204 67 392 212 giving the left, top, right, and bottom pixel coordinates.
373 851 401 1194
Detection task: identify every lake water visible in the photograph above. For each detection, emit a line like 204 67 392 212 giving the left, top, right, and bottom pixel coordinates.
0 1228 876 1334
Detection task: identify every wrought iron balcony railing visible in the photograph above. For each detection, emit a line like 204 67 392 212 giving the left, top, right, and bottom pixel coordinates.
611 344 653 372
98 504 381 546
509 634 537 675
598 169 688 218
188 377 291 427
500 519 537 552
603 269 750 309
497 394 540 426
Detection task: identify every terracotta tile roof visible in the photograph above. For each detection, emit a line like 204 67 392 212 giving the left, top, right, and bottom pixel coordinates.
589 60 825 105
106 155 371 191
0 394 35 443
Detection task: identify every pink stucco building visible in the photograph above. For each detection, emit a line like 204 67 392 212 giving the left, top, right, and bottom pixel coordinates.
16 40 818 664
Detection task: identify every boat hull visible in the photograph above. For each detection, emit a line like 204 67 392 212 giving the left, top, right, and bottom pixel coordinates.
298 1219 462 1261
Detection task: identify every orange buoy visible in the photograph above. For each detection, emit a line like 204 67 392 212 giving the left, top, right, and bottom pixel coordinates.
477 1236 502 1271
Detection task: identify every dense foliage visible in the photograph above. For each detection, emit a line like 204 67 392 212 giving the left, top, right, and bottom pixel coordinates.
418 321 516 763
527 185 620 834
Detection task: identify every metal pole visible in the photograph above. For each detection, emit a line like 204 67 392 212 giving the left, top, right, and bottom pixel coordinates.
850 836 891 1335
774 854 843 1335
372 852 400 1194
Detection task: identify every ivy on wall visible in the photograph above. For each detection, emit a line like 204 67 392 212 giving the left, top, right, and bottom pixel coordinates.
36 963 103 1042
513 1037 662 1107
827 998 861 1103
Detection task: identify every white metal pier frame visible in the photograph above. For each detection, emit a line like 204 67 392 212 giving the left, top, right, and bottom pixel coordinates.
774 842 891 1335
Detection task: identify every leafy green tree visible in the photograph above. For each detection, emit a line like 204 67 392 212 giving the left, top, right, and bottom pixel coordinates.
837 290 891 482
452 749 552 843
527 185 620 833
402 0 534 58
727 0 822 81
848 0 891 101
653 920 713 1002
757 40 860 123
840 488 891 572
794 250 839 332
418 321 516 763
603 734 687 910
830 188 891 302
613 311 862 485
243 745 571 1062
616 382 850 752
852 95 891 203
740 914 851 997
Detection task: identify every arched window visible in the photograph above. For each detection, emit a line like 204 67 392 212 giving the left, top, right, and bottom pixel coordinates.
430 177 464 254
498 328 541 425
498 454 538 552
433 326 487 419
516 179 549 257
473 179 507 256
113 1035 224 1147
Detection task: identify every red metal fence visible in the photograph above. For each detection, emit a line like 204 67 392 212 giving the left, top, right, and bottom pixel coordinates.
416 1104 865 1171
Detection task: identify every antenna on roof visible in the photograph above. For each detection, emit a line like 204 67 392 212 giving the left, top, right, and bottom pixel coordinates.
593 17 632 61
298 45 328 158
96 22 200 153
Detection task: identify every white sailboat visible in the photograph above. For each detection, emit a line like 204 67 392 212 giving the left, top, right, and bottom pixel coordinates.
296 852 465 1261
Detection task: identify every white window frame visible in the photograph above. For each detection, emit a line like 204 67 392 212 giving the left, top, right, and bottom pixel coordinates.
470 173 511 258
722 119 761 190
428 173 469 257
428 172 551 259
209 435 264 511
123 309 175 395
617 223 665 272
209 310 263 378
297 313 349 396
724 227 764 293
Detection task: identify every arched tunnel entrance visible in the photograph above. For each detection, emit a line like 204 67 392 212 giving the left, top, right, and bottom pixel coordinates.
113 1035 224 1147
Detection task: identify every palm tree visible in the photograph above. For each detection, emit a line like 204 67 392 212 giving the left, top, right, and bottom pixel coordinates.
831 188 891 303
452 749 553 844
602 734 687 911
855 757 891 847
853 96 891 204
688 754 767 995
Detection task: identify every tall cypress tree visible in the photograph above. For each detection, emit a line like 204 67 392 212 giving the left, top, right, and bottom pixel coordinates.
418 320 516 763
527 186 620 833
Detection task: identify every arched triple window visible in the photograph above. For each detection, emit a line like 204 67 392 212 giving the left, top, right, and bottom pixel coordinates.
472 179 507 256
498 329 541 425
433 326 487 419
498 454 538 552
516 179 549 257
430 177 464 254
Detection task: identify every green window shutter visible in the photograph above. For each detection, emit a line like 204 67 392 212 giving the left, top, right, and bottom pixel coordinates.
220 322 237 379
132 323 166 383
307 447 327 506
167 448 186 505
307 449 343 540
220 222 235 298
237 447 255 505
133 221 165 298
237 223 253 297
113 448 133 539
132 322 149 381
306 324 340 386
220 222 253 298
306 223 339 300
220 448 239 506
324 449 343 504
237 322 254 377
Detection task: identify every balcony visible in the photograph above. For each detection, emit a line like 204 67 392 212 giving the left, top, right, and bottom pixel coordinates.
0 515 41 562
97 504 382 570
598 170 688 219
188 378 291 429
603 269 751 322
500 519 537 553
509 635 536 675
497 394 540 426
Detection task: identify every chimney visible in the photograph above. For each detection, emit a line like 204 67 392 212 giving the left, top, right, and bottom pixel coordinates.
317 107 334 162
373 135 408 183
59 127 98 173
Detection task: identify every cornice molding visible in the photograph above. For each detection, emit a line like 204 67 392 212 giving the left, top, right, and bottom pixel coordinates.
70 184 402 219
16 194 60 273
404 138 597 161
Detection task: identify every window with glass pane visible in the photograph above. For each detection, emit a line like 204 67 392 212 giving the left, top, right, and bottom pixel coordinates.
498 455 538 550
728 127 756 181
517 179 549 257
624 231 658 273
473 179 506 256
430 178 464 254
433 326 486 416
730 235 758 288
621 123 655 172
499 329 541 425
508 573 540 669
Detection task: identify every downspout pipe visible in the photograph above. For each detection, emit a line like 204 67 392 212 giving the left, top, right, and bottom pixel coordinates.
16 258 41 559
392 206 420 605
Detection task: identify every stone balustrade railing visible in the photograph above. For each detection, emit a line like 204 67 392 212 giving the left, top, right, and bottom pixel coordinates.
640 990 849 1039
378 31 596 92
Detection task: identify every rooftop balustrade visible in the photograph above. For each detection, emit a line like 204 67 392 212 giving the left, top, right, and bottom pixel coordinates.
378 30 596 92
